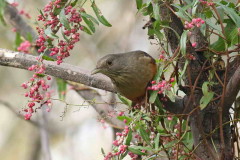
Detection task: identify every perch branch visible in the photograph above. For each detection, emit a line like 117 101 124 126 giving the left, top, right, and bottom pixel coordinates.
0 48 115 92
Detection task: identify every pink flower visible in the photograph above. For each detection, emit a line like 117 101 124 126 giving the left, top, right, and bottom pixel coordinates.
17 41 31 53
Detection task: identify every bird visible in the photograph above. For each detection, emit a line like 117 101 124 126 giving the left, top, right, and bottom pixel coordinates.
91 50 157 103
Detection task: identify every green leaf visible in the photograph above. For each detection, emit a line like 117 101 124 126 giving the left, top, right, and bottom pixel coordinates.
210 37 226 51
180 30 188 56
172 4 191 21
128 146 147 155
91 1 112 27
124 129 132 145
52 0 67 15
160 24 180 39
154 29 163 41
200 92 214 110
164 140 178 148
202 82 209 95
26 33 33 43
200 82 214 110
36 73 45 77
139 126 150 144
0 0 6 25
136 0 143 10
152 2 160 21
225 19 239 47
175 11 191 21
218 4 240 27
191 0 199 16
179 60 189 82
155 97 164 115
59 9 71 30
14 32 23 51
205 19 221 32
101 147 105 156
80 12 99 25
228 27 239 47
205 10 213 19
61 29 70 42
165 90 175 102
129 146 152 151
182 132 193 149
216 6 224 23
117 116 132 124
81 25 92 35
82 16 95 33
141 3 153 16
120 151 129 159
71 0 78 7
149 91 158 104
117 94 132 107
154 133 160 150
44 27 59 39
56 78 67 101
42 55 55 61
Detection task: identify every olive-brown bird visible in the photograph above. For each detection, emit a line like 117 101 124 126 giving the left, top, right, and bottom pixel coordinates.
91 51 157 103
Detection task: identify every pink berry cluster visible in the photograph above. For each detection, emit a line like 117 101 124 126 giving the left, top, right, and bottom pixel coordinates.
104 126 138 160
199 0 214 6
184 18 205 29
36 0 84 65
159 50 167 61
148 78 175 94
21 57 52 120
17 40 32 53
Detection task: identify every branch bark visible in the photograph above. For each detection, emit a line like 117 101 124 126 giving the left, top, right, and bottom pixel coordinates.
224 64 240 113
4 4 37 40
0 48 115 92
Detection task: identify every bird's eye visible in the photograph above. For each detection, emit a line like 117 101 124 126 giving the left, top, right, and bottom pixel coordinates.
107 60 113 66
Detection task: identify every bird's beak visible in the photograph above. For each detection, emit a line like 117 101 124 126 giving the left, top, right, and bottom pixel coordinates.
91 68 102 75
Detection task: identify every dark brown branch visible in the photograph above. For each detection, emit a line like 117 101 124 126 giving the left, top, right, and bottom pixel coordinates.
223 65 240 113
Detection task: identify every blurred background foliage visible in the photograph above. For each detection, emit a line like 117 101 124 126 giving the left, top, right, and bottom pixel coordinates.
0 0 159 160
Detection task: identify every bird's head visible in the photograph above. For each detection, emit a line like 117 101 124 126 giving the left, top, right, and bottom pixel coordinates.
91 54 125 79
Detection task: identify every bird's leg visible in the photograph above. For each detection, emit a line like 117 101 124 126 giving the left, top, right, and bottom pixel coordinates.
144 90 150 113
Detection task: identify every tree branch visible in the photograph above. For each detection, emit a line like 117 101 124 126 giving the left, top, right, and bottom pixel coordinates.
0 48 115 92
4 4 37 40
224 64 240 113
76 89 125 129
